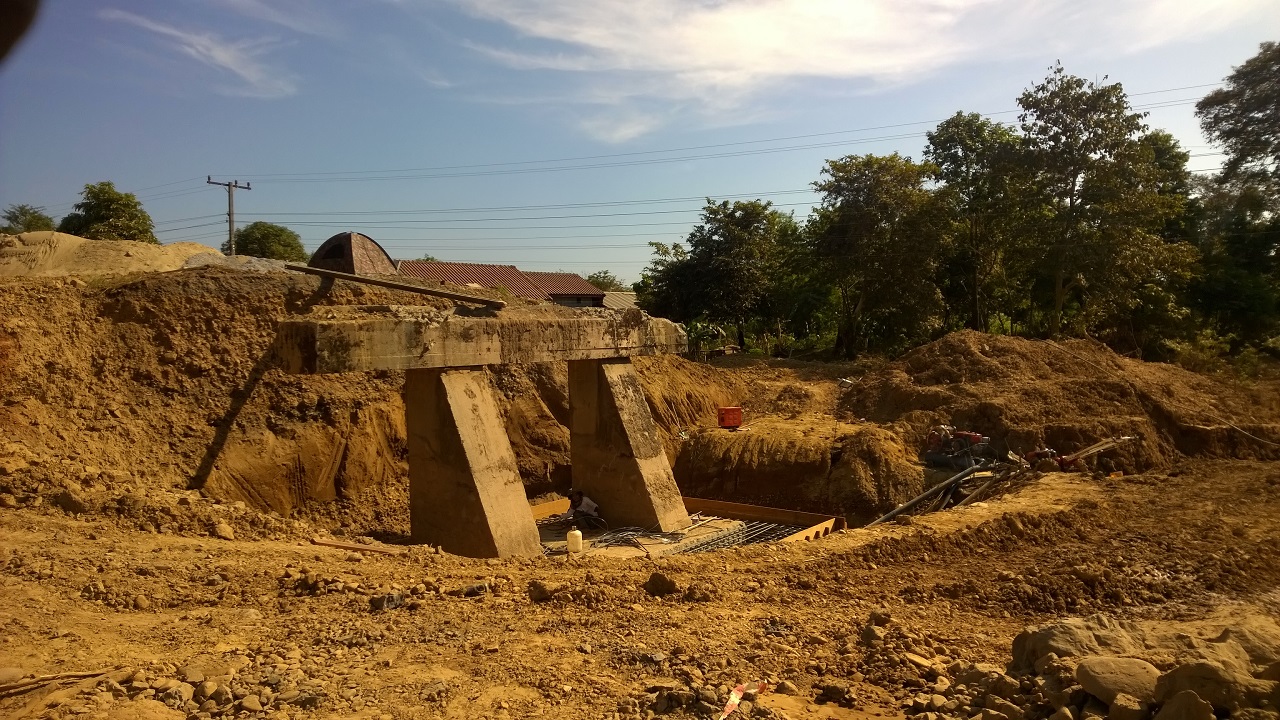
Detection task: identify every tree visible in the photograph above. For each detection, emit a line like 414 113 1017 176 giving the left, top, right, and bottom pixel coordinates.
585 270 628 291
420 253 440 261
1 204 55 234
57 182 156 243
808 153 946 356
925 112 1024 331
1016 64 1191 338
224 221 307 261
1196 42 1280 184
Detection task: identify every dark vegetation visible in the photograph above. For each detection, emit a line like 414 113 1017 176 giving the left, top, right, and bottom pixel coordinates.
637 49 1280 368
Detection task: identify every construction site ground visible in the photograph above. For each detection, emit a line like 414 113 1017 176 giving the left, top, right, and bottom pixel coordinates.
2 237 1280 720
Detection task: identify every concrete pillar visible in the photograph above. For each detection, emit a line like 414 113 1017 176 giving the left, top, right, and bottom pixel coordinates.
405 368 543 558
568 358 691 532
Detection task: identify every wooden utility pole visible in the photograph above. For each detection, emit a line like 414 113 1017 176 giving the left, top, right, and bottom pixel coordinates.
206 176 251 255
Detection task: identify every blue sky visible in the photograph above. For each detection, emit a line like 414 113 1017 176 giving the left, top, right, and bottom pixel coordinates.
1 1 1277 282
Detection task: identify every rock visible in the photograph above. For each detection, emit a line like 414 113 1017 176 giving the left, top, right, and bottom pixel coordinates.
213 523 235 541
1077 657 1161 704
195 681 218 700
1152 690 1214 720
869 609 892 626
980 710 1011 720
1082 696 1109 720
1234 711 1279 720
1108 693 1148 720
1051 707 1076 720
177 668 204 684
54 488 89 514
1011 616 1147 673
643 572 680 596
861 624 888 646
985 695 1025 720
738 700 754 716
988 673 1022 700
776 680 799 695
929 694 948 710
1155 662 1252 711
162 683 195 705
818 682 851 703
369 592 403 611
1260 662 1280 682
209 684 233 704
133 594 151 611
240 695 263 712
0 493 17 509
0 667 25 684
527 579 555 602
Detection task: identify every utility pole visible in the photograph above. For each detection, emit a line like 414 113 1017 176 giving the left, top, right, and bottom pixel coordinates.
207 176 251 255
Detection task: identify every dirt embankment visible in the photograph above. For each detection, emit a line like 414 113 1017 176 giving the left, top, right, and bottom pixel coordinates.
5 270 1280 535
0 231 220 277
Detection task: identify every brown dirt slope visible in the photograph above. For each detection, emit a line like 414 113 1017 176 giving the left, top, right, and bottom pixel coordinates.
0 232 220 277
842 330 1280 471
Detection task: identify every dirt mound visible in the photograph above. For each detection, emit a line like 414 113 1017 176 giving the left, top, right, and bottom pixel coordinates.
843 330 1280 470
0 231 219 277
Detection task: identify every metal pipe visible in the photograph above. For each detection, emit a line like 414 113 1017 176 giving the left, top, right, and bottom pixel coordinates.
866 463 988 527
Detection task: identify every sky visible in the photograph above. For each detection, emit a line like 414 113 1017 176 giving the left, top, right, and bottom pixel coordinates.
1 1 1277 283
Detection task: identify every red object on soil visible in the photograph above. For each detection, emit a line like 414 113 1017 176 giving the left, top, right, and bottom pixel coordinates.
718 406 743 429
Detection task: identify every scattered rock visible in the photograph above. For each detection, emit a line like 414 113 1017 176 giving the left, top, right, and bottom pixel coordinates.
53 488 89 514
1011 616 1146 672
0 667 25 684
643 572 680 597
1108 693 1148 720
1077 656 1161 704
369 592 404 611
683 583 714 602
177 667 204 685
1153 690 1214 720
240 695 263 712
212 522 235 541
1155 662 1250 711
528 579 558 603
776 680 799 695
0 493 17 509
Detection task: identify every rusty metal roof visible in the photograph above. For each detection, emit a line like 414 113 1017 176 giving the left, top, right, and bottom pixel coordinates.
602 291 638 309
397 260 550 300
525 271 605 298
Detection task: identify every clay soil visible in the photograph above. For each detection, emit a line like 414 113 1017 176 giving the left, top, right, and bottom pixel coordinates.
2 264 1280 720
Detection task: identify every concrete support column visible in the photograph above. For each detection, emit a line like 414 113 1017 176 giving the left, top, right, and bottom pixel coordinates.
405 368 542 557
568 358 691 532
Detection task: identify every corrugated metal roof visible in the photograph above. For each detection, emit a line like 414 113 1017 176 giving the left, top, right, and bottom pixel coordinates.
397 261 550 300
525 271 605 298
602 291 638 309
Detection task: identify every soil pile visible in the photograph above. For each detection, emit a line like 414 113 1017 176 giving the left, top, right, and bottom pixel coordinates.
842 330 1280 471
0 231 220 277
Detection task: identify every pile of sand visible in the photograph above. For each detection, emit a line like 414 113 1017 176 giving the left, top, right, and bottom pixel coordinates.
0 231 220 277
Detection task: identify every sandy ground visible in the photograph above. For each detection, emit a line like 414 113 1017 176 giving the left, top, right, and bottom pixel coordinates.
2 460 1278 719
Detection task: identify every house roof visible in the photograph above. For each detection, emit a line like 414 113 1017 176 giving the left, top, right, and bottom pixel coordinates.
525 271 606 298
308 232 396 275
602 291 638 310
397 261 550 300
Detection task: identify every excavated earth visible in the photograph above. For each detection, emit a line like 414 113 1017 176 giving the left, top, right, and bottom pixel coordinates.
2 259 1280 720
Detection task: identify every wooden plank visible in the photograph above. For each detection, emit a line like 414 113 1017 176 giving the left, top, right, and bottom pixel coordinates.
284 263 507 309
310 537 407 556
530 498 570 520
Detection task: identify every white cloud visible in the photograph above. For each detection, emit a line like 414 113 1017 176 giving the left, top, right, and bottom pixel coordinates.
101 8 297 98
221 0 345 38
442 0 1268 139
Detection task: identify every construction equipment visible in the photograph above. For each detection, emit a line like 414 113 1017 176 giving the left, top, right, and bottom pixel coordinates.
923 425 996 470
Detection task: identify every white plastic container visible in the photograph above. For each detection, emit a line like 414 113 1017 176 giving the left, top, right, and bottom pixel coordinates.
566 526 583 553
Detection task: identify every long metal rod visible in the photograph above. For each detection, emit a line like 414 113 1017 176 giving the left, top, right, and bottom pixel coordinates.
866 463 987 527
284 263 507 309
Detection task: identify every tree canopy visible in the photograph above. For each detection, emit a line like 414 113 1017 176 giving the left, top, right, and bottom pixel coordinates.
224 221 307 261
57 182 156 243
1 204 55 234
1196 42 1280 184
585 270 628 292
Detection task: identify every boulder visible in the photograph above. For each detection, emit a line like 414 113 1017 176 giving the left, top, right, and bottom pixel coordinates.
1107 693 1148 720
1012 616 1147 673
643 572 679 597
1077 657 1161 704
1152 690 1213 720
1154 662 1249 711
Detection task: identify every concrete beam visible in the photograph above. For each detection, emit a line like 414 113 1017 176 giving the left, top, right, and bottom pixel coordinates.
277 308 686 374
405 368 543 558
568 358 691 532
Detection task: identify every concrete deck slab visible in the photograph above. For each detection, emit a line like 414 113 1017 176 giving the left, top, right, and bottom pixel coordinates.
405 368 543 557
278 307 686 373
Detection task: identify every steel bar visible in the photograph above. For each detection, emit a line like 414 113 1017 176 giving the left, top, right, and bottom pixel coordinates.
866 463 988 527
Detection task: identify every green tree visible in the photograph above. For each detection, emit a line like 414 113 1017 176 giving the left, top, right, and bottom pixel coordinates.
1196 42 1280 184
925 112 1024 332
224 221 307 261
57 181 156 243
1 203 55 233
808 153 946 357
635 241 696 321
1016 64 1192 338
585 270 628 291
420 253 440 261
